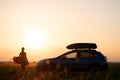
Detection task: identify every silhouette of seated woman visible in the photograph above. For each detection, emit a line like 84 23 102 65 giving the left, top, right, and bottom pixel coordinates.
19 47 28 70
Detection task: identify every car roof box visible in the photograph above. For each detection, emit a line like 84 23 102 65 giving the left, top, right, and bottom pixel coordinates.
66 43 97 50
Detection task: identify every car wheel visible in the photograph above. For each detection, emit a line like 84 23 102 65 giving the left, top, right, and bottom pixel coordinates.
90 65 99 72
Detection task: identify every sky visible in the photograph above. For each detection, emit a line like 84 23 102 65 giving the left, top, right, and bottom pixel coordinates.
0 0 120 62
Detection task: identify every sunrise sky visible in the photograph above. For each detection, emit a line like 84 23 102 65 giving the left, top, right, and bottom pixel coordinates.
0 0 120 62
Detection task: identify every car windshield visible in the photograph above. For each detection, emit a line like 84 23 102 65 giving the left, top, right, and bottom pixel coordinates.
57 50 77 59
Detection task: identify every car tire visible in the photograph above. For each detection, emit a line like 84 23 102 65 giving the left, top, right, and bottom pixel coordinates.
90 65 99 72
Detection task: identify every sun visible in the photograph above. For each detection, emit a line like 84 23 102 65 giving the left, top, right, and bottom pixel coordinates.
24 31 46 49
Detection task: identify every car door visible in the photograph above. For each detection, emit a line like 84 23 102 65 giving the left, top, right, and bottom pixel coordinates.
57 51 78 70
78 51 93 68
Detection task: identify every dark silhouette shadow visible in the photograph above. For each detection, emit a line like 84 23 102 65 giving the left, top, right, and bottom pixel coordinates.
36 43 108 72
13 47 28 71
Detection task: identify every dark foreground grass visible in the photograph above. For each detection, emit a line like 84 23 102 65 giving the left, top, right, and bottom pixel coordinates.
0 62 120 80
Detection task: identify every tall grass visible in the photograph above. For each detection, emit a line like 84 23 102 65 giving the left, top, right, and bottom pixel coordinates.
0 63 120 80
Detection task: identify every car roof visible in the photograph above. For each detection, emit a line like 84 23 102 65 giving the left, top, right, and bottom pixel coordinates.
57 50 98 58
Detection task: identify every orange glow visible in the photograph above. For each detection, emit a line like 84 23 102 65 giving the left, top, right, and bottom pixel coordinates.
0 0 120 62
24 30 47 49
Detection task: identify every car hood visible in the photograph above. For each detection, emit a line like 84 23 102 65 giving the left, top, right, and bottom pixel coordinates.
38 57 57 64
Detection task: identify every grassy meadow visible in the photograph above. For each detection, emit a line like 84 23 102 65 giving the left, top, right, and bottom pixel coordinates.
0 62 120 80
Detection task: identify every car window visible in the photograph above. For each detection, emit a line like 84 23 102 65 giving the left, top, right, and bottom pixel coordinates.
80 52 93 58
93 53 98 57
65 52 77 58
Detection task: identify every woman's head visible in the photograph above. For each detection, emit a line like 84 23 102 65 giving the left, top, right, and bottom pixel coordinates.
21 47 25 51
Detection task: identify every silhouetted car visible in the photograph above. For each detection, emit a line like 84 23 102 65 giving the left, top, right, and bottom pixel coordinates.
36 43 108 72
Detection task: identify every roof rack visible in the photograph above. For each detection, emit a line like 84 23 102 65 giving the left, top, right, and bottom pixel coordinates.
66 43 97 50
